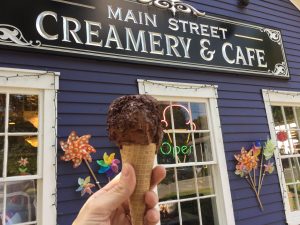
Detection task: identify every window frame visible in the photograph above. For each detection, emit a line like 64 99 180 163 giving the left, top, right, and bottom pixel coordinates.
263 89 300 225
138 79 235 225
0 67 59 225
291 0 300 10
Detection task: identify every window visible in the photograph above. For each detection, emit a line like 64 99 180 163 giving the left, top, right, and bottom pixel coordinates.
139 80 235 225
0 68 58 225
263 89 300 224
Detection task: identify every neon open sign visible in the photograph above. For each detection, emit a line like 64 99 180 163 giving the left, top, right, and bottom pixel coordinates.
160 142 193 156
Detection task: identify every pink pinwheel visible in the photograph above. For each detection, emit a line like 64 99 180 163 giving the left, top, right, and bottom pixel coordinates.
97 152 120 178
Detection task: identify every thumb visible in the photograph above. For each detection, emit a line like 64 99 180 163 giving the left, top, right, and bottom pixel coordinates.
102 163 136 211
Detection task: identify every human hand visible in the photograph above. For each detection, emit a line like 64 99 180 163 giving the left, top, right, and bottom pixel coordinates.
73 163 166 225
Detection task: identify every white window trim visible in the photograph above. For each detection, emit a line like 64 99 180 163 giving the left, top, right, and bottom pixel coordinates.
291 0 300 10
0 67 59 225
262 89 300 225
138 79 236 225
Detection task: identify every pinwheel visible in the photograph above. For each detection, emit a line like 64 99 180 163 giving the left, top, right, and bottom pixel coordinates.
60 131 96 168
76 176 95 197
97 152 120 178
60 131 101 189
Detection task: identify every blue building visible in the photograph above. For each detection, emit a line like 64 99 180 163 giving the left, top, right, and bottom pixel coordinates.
0 0 299 225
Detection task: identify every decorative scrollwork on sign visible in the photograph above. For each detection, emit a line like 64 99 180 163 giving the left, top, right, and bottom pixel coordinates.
0 24 41 47
137 0 205 17
269 62 288 77
261 28 282 45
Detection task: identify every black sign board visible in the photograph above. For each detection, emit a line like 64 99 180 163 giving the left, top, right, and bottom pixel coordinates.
0 0 289 78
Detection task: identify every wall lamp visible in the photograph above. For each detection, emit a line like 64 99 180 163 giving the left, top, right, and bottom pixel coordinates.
238 0 249 7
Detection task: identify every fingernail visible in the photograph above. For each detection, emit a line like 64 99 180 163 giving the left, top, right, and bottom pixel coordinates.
122 163 130 177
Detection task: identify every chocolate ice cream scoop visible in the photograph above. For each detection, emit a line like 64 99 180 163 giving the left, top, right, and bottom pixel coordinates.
107 95 163 148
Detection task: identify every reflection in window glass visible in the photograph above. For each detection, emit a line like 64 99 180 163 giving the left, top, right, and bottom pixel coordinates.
158 168 177 201
0 94 5 132
201 198 218 225
287 185 298 211
282 158 294 184
177 167 196 199
7 136 38 177
272 106 284 130
0 183 3 218
172 102 191 130
197 166 214 196
160 202 180 225
175 133 195 163
9 95 38 132
158 132 176 164
194 133 212 162
296 107 300 129
181 200 199 225
191 103 208 130
6 180 37 224
284 107 297 129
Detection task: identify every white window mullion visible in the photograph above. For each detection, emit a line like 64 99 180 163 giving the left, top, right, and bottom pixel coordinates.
2 183 7 225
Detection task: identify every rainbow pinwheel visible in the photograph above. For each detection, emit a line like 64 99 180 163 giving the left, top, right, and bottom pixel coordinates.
97 152 120 177
76 176 95 197
60 131 96 168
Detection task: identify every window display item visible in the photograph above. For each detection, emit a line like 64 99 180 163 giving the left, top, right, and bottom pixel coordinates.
107 95 163 225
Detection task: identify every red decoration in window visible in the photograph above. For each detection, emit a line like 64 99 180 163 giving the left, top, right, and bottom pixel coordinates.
277 131 288 142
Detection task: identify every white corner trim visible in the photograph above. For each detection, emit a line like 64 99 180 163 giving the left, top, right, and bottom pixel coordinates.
291 0 300 10
138 79 235 225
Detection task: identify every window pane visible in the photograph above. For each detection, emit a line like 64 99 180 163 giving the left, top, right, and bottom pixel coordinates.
191 103 208 130
296 107 300 128
197 165 215 196
272 106 284 130
158 168 177 201
194 132 212 162
181 200 199 225
172 102 191 130
0 137 4 177
277 130 291 155
282 158 294 183
158 132 176 164
290 130 300 154
5 180 37 224
284 107 297 130
0 94 5 132
287 185 298 211
177 167 197 199
160 202 180 225
160 102 172 130
201 198 219 225
9 95 38 132
7 136 37 177
175 133 195 163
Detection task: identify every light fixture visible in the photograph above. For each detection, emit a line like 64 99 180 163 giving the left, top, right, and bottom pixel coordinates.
239 0 249 7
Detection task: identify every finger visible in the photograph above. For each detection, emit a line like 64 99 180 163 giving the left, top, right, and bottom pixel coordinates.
145 191 158 209
91 173 121 198
144 208 160 225
150 166 166 190
98 163 136 211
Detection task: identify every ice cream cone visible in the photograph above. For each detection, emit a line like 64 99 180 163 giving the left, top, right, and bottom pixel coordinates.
121 143 156 225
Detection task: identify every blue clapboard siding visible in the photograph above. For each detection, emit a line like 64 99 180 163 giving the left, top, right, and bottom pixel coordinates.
0 0 299 224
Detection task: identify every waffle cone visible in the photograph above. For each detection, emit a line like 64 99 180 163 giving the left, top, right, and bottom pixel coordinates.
121 143 156 225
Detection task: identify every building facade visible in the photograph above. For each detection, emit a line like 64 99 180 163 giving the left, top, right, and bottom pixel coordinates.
0 0 300 225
